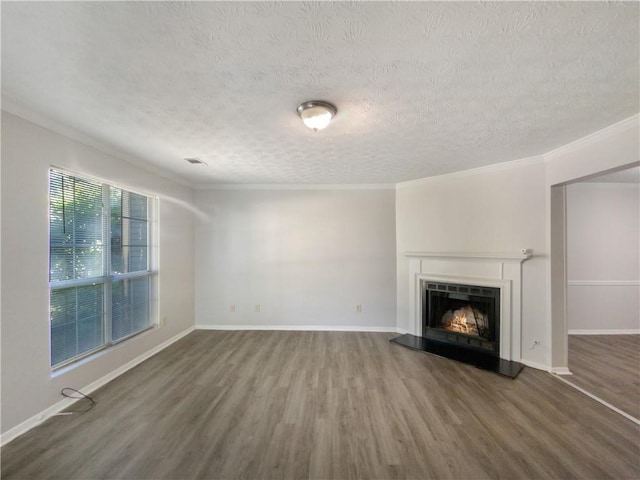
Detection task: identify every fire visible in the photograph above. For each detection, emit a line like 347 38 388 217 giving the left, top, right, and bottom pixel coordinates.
451 310 472 333
442 305 481 336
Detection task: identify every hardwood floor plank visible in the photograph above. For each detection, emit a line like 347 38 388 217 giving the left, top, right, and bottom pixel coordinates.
568 334 640 419
2 330 639 479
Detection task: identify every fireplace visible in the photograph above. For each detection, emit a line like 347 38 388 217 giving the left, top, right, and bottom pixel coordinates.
393 252 529 377
397 252 529 376
423 281 500 355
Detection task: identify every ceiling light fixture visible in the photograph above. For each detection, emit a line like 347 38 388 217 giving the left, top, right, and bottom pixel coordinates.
297 100 337 132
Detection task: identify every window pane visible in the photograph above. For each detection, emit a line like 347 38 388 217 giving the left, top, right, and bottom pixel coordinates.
111 189 148 274
127 192 148 221
112 277 151 341
126 219 148 246
49 170 105 282
128 246 148 272
50 246 74 281
111 247 124 274
50 284 104 366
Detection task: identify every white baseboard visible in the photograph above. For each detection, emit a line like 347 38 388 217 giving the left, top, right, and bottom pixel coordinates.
195 324 400 333
513 359 571 375
568 329 640 335
1 326 195 447
550 367 573 375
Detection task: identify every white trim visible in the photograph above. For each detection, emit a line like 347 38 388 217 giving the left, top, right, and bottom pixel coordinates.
568 329 640 335
544 114 640 162
567 280 640 287
550 367 573 375
405 251 531 262
396 155 544 189
1 326 195 447
195 324 399 333
574 181 640 188
553 374 640 426
194 183 396 191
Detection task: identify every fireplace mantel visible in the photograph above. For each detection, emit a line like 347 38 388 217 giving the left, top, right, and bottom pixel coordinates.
406 251 530 362
405 251 531 262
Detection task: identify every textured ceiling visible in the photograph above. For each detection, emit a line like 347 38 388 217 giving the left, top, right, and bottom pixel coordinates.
2 2 639 186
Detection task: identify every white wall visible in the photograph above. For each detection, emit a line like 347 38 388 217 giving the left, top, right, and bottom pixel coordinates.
395 158 549 367
566 182 640 332
194 188 397 329
1 112 196 435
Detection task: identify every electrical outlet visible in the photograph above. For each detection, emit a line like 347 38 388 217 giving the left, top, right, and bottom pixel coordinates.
230 304 236 313
356 304 362 313
255 304 261 313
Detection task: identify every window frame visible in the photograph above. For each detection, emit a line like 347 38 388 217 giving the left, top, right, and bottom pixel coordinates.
48 168 159 370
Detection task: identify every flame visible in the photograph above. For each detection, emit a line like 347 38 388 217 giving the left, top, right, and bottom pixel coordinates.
451 311 471 333
444 306 480 336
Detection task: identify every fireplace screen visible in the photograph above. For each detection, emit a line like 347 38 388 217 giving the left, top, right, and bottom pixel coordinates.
423 282 500 354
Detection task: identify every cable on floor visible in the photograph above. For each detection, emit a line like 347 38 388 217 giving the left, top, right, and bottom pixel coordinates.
52 387 96 416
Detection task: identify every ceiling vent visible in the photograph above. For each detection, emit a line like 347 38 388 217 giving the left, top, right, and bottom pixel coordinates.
185 157 207 165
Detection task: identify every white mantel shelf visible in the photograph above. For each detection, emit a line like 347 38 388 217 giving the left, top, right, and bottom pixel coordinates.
405 251 531 262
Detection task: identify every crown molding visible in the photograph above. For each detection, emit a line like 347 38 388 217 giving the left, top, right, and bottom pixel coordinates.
396 155 544 189
543 114 639 162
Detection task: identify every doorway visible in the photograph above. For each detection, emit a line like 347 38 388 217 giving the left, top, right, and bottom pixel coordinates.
552 165 640 420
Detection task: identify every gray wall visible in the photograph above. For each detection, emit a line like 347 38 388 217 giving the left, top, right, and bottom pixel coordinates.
1 112 196 434
194 188 397 329
566 182 640 332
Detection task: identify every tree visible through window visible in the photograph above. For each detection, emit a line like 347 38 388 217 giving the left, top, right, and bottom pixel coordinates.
49 169 155 367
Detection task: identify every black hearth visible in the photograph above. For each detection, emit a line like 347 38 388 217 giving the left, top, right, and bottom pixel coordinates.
390 279 523 378
423 281 500 356
389 334 523 378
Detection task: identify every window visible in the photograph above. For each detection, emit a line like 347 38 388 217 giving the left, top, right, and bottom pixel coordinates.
49 169 156 368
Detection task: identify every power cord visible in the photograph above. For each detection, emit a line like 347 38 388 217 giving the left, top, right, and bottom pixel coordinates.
55 387 96 415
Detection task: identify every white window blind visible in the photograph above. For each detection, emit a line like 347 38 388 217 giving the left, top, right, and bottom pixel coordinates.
49 169 156 368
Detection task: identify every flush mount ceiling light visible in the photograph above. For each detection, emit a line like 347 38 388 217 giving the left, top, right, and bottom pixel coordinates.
297 100 337 132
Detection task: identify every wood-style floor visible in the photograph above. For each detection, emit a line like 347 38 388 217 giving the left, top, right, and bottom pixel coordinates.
568 334 640 420
2 331 639 479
